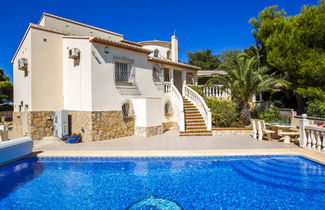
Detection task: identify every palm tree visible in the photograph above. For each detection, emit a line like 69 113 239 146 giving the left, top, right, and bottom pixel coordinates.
207 54 284 125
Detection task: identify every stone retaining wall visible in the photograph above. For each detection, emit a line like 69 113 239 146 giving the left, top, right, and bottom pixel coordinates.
162 121 178 131
135 125 163 137
212 128 251 136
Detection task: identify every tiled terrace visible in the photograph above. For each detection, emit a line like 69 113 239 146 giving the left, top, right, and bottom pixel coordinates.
34 129 297 151
32 129 325 164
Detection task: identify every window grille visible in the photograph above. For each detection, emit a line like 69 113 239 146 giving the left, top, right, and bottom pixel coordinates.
115 62 131 82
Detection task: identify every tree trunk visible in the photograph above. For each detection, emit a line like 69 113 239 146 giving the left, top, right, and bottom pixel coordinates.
239 101 251 125
295 94 306 115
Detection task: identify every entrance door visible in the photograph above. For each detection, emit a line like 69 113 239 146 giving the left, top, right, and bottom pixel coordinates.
173 70 182 94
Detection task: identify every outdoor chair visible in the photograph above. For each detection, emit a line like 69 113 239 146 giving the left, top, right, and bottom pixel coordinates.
257 120 275 141
278 130 300 144
250 119 258 139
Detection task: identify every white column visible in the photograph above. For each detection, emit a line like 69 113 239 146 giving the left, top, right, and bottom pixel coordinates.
169 68 174 84
181 70 186 94
194 71 198 85
299 114 309 148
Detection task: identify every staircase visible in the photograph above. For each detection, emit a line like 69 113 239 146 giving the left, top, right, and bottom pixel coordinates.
180 97 212 136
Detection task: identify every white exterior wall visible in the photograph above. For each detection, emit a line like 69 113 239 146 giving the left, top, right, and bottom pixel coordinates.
39 15 123 42
63 38 92 111
13 31 32 112
133 98 163 127
90 43 164 111
30 29 63 111
142 44 171 60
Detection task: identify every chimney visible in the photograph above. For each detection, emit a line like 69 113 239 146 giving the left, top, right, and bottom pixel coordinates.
171 30 178 62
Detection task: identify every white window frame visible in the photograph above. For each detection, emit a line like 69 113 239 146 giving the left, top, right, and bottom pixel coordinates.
114 57 135 85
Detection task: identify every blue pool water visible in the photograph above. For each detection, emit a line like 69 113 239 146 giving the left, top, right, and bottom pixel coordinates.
0 156 324 209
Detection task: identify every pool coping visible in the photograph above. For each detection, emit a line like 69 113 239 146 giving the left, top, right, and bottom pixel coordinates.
33 148 325 165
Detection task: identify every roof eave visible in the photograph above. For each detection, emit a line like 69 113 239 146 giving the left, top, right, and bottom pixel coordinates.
90 37 152 54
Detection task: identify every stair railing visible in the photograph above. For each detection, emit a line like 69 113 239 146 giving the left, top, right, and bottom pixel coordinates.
164 82 185 131
183 84 212 131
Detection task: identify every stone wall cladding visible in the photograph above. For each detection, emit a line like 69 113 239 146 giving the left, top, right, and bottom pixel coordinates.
29 111 54 140
91 111 134 141
13 112 23 137
14 110 135 141
135 125 163 137
13 111 53 140
68 111 93 142
162 121 178 131
68 110 134 142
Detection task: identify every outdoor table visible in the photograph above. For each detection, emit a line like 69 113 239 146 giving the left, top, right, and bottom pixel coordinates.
270 124 295 139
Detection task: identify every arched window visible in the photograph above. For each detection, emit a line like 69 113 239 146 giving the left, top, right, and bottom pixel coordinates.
122 101 134 119
153 49 159 57
164 101 173 116
152 64 162 82
167 50 171 59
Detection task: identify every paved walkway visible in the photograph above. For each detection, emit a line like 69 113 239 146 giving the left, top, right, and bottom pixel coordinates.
32 130 325 164
35 130 297 151
34 129 298 151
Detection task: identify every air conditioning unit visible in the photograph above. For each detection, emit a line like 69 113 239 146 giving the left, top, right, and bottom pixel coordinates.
69 48 80 59
18 58 28 70
53 110 69 138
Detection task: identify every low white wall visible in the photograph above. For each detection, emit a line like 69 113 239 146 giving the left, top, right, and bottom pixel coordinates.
133 98 163 127
0 137 33 165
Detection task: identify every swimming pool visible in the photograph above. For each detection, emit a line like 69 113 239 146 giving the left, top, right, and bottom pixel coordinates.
0 156 324 209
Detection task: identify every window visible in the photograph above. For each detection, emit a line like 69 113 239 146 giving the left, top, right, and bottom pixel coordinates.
152 65 162 82
167 50 171 59
164 101 173 116
115 62 131 83
153 49 159 57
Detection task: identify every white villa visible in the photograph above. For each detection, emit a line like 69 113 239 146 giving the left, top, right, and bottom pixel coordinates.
12 13 212 141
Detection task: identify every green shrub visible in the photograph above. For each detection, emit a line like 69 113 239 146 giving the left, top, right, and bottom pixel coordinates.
190 86 206 98
252 107 280 123
206 98 239 127
306 100 325 118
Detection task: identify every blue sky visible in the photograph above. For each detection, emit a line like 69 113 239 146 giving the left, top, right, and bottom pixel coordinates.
0 0 319 81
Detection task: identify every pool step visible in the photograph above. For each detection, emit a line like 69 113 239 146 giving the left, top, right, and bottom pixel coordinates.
232 161 325 193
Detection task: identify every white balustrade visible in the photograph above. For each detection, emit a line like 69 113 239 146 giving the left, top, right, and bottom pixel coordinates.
164 82 185 132
201 85 230 98
304 126 325 152
183 85 212 131
300 114 325 153
164 82 171 93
